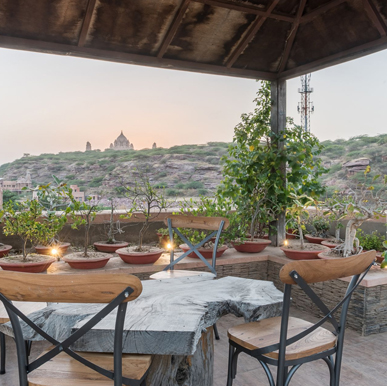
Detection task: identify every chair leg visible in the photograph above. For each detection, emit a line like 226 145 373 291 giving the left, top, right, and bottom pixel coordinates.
0 332 5 374
258 360 275 386
323 356 336 386
227 344 235 386
213 323 220 340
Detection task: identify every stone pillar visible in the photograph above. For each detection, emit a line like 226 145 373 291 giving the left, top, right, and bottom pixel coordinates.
269 79 286 246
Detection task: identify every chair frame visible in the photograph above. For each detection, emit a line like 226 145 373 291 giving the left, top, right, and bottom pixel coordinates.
227 255 375 386
0 286 147 386
163 217 226 276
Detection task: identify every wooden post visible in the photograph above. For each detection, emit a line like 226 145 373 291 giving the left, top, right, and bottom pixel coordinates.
270 79 286 246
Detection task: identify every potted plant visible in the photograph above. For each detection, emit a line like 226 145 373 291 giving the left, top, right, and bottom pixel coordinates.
319 169 387 259
116 175 168 264
356 229 384 263
304 214 331 244
281 193 329 259
94 198 129 252
0 199 57 272
63 194 111 269
176 196 229 258
321 193 345 248
219 81 326 248
32 177 72 256
380 241 387 268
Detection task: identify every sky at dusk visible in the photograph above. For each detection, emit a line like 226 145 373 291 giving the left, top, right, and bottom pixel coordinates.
0 47 386 166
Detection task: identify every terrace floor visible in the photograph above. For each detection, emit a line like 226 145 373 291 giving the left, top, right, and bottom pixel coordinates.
1 308 385 386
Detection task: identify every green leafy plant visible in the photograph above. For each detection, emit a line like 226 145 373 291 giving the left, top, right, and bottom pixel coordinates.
310 215 330 238
123 175 169 251
219 81 326 243
286 193 315 249
69 196 102 257
356 229 385 252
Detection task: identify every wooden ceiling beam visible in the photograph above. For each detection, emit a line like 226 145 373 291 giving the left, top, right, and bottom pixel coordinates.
193 0 294 23
279 35 387 80
300 0 347 24
0 35 277 81
78 0 97 47
278 0 307 73
157 0 191 59
363 0 387 37
226 0 280 68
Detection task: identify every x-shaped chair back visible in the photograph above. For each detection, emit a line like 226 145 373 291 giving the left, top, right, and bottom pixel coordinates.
0 270 143 386
163 215 230 276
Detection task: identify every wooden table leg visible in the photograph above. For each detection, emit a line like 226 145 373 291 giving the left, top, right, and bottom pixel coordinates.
146 327 214 386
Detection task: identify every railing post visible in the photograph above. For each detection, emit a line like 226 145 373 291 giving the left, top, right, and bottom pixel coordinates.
270 79 286 247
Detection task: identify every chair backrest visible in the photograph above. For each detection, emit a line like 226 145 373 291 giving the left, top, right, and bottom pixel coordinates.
279 250 376 284
264 250 376 384
0 270 142 303
164 214 230 230
163 214 229 275
0 271 143 386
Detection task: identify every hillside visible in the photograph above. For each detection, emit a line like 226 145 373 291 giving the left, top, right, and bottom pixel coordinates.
0 143 229 198
1 134 387 200
319 134 387 195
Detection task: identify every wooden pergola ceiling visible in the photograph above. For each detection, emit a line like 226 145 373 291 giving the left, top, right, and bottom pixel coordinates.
0 0 386 80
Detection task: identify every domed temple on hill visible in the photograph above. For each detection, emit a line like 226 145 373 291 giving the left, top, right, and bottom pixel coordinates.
109 131 134 150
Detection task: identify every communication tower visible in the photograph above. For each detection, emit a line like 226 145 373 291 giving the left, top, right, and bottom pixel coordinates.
297 74 314 132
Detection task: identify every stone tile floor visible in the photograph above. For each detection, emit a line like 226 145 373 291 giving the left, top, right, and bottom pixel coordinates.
1 308 386 385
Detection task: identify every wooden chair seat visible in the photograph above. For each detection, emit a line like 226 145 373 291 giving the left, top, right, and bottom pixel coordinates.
149 270 215 281
228 317 337 361
28 350 152 386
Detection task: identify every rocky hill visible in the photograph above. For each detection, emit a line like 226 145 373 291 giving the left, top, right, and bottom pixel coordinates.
0 143 229 198
2 134 387 200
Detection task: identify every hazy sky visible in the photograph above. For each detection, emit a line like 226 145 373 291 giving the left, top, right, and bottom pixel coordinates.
0 47 386 166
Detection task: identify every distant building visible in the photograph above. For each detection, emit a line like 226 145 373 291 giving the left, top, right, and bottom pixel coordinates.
152 142 157 149
70 185 85 202
86 141 92 151
109 131 133 150
0 171 32 194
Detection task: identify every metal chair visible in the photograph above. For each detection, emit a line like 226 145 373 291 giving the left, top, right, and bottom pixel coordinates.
0 270 151 386
227 250 376 386
150 214 229 340
0 301 46 375
150 214 229 279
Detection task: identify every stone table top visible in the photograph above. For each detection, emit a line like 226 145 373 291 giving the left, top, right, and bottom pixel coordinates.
1 276 283 356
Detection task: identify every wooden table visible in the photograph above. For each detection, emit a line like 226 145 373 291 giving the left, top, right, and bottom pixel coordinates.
0 276 283 386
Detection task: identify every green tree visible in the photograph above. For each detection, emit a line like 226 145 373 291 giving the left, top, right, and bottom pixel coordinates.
219 81 326 238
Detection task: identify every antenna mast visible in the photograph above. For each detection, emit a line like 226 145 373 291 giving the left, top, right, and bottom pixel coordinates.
297 74 314 132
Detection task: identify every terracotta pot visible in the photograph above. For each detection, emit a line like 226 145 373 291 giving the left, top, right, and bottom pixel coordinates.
116 248 163 264
364 250 384 263
94 241 129 253
281 245 330 260
321 240 340 249
231 239 271 253
304 234 329 244
62 255 111 269
0 256 56 273
179 244 227 259
35 242 71 256
317 251 344 260
0 245 12 258
286 229 298 240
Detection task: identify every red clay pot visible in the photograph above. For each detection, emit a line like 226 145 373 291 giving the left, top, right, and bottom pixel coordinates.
0 257 56 273
62 255 111 269
179 244 227 259
0 245 12 258
304 234 329 244
281 246 330 260
286 229 298 240
94 241 129 253
35 242 71 256
231 239 271 253
321 240 340 249
116 248 163 264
